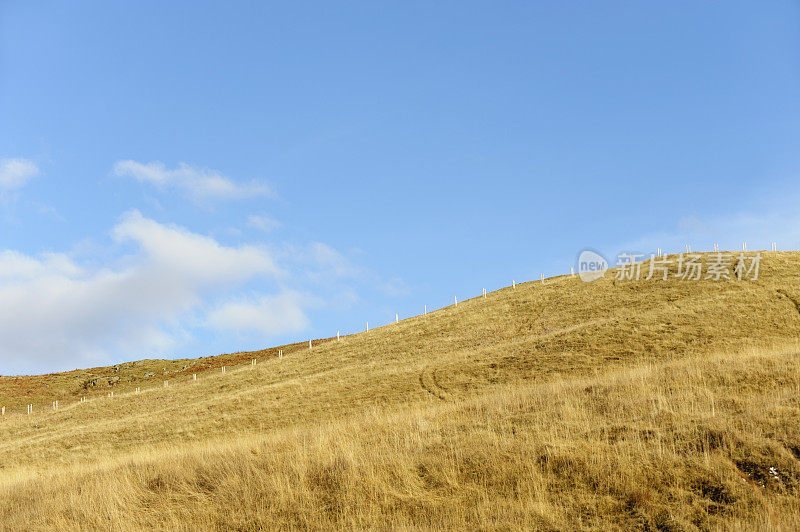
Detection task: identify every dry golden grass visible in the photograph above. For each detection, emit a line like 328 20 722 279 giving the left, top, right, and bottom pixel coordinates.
1 251 799 529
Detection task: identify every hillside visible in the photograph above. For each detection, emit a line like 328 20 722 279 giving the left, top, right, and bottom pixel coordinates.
1 251 800 529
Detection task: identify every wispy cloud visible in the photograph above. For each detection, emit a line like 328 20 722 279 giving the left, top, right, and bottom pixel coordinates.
247 213 282 233
206 291 313 337
613 204 800 260
113 160 270 203
0 158 39 191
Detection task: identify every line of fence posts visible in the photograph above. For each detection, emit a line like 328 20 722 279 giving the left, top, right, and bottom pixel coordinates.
7 239 788 420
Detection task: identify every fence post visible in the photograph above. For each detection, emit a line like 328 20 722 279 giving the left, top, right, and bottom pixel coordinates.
1 406 4 416
570 267 574 277
540 274 544 283
396 313 399 323
483 288 486 299
366 322 369 332
512 280 515 288
424 305 427 316
337 330 340 341
454 296 458 307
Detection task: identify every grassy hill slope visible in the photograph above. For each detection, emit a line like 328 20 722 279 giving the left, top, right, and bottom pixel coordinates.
1 251 799 529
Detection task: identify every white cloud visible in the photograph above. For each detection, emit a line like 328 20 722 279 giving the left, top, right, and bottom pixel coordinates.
113 160 270 203
206 291 312 336
247 214 282 233
0 158 39 191
0 211 303 373
111 210 281 284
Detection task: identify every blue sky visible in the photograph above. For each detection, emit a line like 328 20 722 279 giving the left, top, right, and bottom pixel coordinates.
1 1 799 374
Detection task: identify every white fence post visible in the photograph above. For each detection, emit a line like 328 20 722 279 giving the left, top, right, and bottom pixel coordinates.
396 313 399 323
424 305 427 316
512 280 515 288
454 296 458 307
483 288 486 299
309 340 312 349
337 330 340 341
366 322 369 332
570 267 574 277
540 274 544 283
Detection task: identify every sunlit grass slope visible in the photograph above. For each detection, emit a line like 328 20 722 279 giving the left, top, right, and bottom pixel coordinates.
1 251 799 529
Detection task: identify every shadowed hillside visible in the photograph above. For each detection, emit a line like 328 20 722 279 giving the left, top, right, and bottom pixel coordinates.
1 251 799 529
